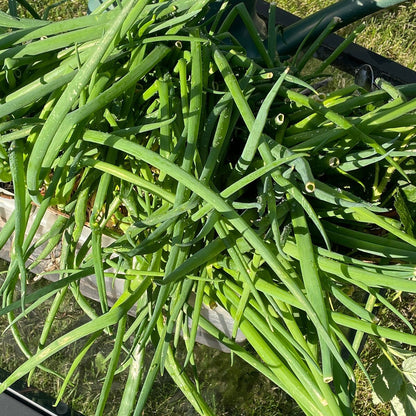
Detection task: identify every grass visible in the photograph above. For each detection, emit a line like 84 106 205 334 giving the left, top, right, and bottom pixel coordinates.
344 2 416 70
0 0 87 19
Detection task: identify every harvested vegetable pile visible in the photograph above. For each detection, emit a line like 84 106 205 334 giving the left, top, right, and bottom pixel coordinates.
1 1 416 415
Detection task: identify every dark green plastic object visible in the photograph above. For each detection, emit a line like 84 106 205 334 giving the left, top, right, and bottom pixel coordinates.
275 0 407 56
88 0 407 59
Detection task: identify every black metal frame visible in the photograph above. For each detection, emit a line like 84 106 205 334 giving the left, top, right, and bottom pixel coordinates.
0 368 83 416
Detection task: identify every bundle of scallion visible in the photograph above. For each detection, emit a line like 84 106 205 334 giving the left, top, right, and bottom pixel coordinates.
1 1 416 415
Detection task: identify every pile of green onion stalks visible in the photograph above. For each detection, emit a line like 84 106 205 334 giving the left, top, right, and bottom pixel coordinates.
1 1 416 415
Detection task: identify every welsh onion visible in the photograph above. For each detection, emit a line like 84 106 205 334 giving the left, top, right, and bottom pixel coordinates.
0 1 416 415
